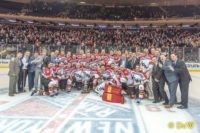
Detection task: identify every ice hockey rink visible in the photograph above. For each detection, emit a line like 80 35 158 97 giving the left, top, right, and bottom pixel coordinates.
0 68 199 133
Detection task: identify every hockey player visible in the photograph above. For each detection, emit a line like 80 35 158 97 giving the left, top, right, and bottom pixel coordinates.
89 62 101 90
118 65 129 91
131 65 148 104
94 64 120 96
57 61 67 91
47 63 59 97
139 53 153 74
139 49 153 78
57 51 66 62
81 67 92 93
72 63 84 90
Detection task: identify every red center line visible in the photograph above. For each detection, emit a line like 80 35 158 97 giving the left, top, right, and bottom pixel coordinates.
40 94 88 133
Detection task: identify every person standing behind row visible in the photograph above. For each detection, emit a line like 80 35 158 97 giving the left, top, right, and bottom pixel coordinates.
32 53 43 91
159 54 179 108
49 52 56 64
8 52 23 96
127 52 140 69
18 51 30 93
118 54 129 68
27 52 38 91
151 56 168 104
171 53 191 109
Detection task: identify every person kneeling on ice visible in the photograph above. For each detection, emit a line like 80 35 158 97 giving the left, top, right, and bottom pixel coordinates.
94 66 121 96
130 65 148 104
57 61 67 91
31 63 59 97
72 63 84 90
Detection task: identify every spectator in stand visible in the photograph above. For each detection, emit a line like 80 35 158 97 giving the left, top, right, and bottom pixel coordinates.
0 23 199 63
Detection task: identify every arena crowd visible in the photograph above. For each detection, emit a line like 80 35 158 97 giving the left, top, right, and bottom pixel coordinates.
0 23 199 62
0 24 199 48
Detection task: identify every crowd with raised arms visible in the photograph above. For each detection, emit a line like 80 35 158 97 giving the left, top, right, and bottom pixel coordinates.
8 47 191 109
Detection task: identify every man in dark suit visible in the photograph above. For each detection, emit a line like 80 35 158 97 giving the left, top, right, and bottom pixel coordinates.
154 50 163 101
42 52 50 68
20 51 30 92
151 56 168 104
27 52 37 91
171 53 192 109
17 53 23 93
128 52 139 69
118 54 128 68
159 54 179 108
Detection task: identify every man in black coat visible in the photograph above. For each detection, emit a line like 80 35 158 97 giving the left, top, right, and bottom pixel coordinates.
17 54 23 93
159 54 179 108
42 52 50 68
118 54 129 68
27 52 37 91
170 53 192 109
127 52 139 69
151 56 168 104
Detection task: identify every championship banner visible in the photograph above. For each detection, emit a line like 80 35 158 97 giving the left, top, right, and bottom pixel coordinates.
186 63 200 72
102 92 124 104
104 84 122 95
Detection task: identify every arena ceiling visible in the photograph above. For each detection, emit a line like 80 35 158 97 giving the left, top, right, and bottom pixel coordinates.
5 0 200 6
